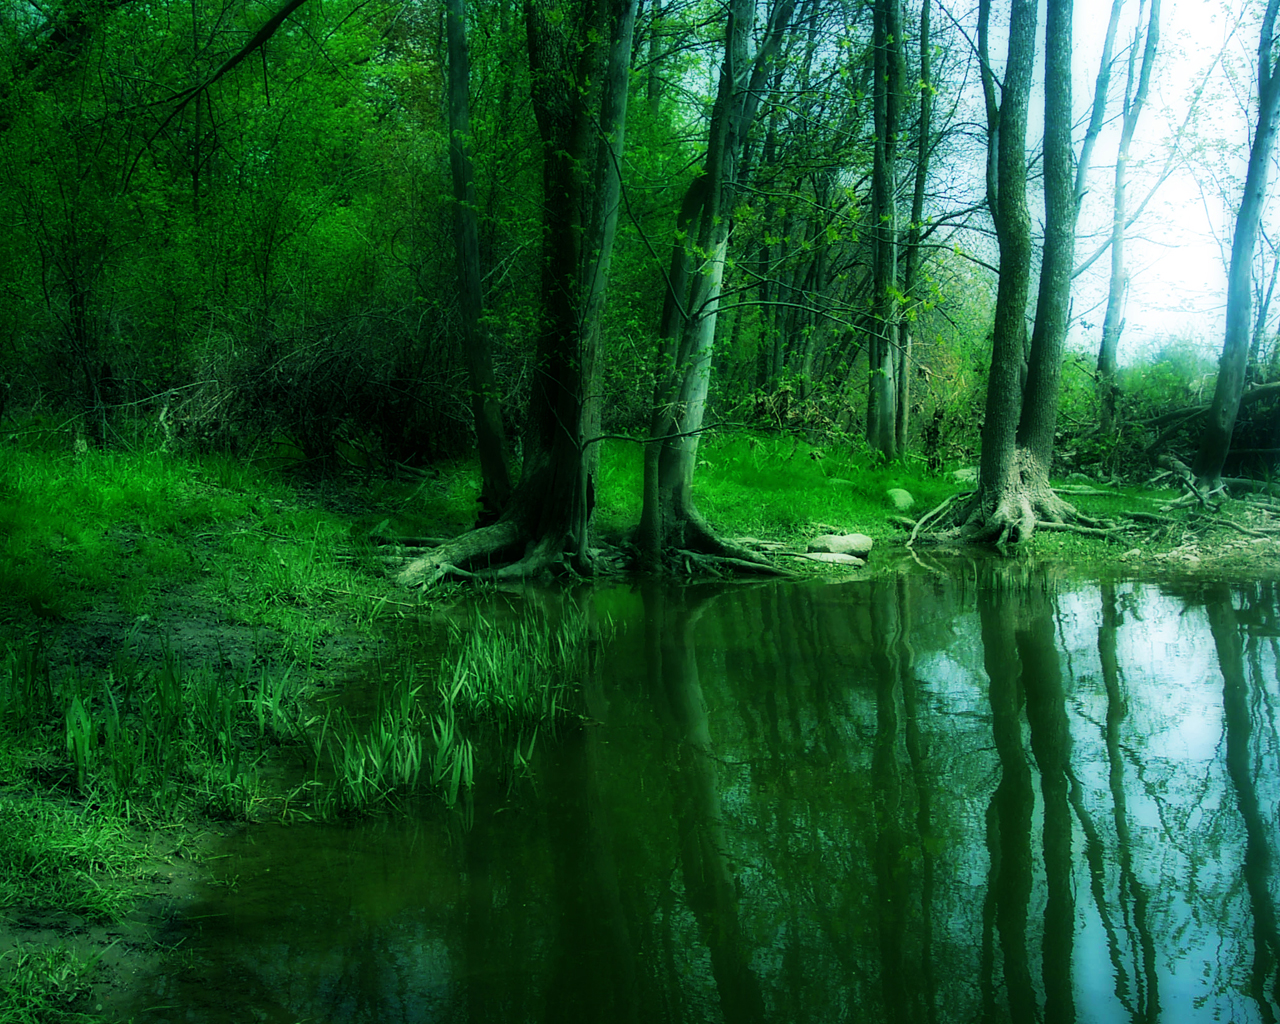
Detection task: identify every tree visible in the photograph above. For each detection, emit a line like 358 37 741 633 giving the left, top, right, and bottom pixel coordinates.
867 0 905 459
445 0 512 522
924 0 1037 544
1092 0 1160 435
636 0 796 570
919 0 1101 545
897 0 932 456
399 0 637 585
1193 0 1280 493
1015 0 1075 497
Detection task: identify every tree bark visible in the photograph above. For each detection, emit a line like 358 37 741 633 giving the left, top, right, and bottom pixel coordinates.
965 0 1037 544
446 0 512 522
868 0 904 460
399 0 637 586
637 0 796 568
1016 0 1075 483
1193 0 1280 492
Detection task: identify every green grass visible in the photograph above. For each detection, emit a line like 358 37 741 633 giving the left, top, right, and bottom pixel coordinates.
0 641 310 823
0 796 141 921
596 432 961 543
0 942 104 1024
0 419 436 652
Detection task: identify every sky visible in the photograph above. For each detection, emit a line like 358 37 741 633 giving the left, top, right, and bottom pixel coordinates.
1056 0 1264 366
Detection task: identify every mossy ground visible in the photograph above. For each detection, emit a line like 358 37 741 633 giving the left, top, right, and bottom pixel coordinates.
2 419 1276 1020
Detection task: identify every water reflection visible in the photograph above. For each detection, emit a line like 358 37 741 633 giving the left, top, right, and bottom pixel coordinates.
122 567 1280 1024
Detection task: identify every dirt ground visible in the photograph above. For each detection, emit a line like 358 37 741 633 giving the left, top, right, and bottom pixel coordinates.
0 824 226 1019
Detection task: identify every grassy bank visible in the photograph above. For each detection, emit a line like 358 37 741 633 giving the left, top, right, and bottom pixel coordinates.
0 424 607 1019
595 431 961 544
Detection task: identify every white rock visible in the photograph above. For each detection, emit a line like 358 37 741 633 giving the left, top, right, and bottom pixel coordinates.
951 466 978 484
798 552 866 566
807 533 874 556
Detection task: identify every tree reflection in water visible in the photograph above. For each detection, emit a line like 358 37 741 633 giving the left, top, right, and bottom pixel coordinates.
123 568 1280 1024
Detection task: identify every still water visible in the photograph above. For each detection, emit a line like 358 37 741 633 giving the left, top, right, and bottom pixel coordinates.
125 568 1280 1023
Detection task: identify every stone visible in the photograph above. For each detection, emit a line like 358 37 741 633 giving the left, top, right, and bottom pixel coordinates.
807 533 873 557
798 552 866 566
951 466 978 484
886 487 914 511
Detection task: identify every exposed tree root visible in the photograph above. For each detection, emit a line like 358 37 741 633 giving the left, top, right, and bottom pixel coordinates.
675 549 794 577
679 512 773 564
391 505 787 588
1158 455 1213 508
639 505 785 576
909 492 970 546
1221 477 1280 498
910 450 1105 548
395 520 528 587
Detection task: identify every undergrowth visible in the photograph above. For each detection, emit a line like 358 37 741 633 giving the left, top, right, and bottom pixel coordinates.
0 602 599 826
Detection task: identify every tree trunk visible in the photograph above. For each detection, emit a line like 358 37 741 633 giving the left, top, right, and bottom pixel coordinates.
1193 0 1280 492
445 0 512 522
399 0 637 586
897 0 932 456
637 0 796 568
1016 0 1074 486
1096 0 1160 435
963 0 1037 544
867 0 903 460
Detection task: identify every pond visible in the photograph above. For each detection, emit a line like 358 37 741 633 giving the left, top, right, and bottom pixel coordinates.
119 566 1280 1023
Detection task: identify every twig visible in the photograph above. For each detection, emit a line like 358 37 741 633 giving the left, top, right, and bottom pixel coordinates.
909 492 968 547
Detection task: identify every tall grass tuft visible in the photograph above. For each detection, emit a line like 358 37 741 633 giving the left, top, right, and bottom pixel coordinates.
441 607 592 725
0 644 55 731
0 644 308 822
316 604 597 816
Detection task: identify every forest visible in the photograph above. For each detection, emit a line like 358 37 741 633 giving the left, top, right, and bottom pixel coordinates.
4 0 1280 579
6 2 1280 1020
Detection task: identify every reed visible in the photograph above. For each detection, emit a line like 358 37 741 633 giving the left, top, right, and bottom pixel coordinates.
0 644 55 730
441 606 593 726
318 668 475 815
1 642 308 822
